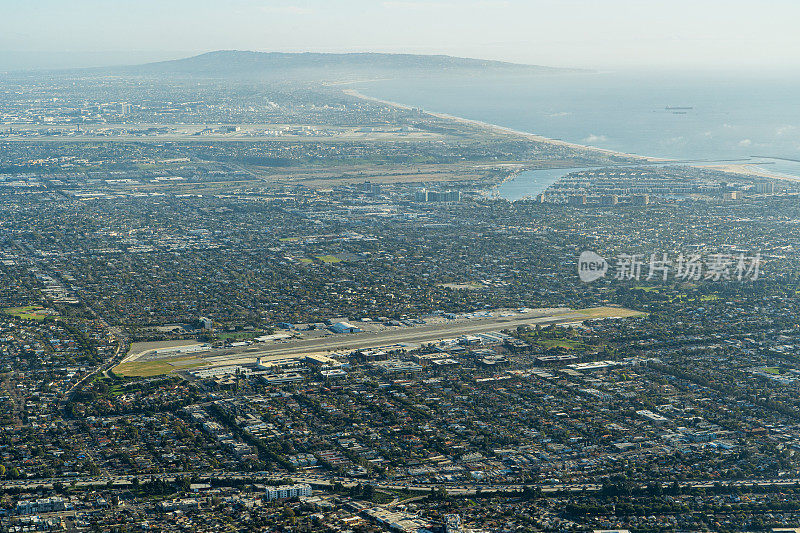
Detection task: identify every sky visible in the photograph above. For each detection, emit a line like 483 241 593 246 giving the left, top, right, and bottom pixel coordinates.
2 0 800 71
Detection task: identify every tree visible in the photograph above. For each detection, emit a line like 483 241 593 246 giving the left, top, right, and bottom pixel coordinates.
363 484 375 501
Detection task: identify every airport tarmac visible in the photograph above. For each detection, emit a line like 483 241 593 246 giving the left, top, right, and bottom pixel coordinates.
129 306 642 368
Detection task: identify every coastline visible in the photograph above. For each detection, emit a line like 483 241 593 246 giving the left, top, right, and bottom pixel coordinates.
342 88 665 164
698 163 800 183
343 88 800 187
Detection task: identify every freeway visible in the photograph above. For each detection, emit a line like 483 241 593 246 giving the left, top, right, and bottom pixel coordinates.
4 471 800 498
133 306 641 368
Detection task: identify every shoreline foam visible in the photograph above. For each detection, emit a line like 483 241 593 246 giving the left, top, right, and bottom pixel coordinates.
699 163 800 183
343 88 664 163
343 88 800 187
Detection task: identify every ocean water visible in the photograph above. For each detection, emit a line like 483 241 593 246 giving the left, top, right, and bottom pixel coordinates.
355 70 800 199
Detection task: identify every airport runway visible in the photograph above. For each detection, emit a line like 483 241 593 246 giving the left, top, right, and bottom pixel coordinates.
139 306 639 367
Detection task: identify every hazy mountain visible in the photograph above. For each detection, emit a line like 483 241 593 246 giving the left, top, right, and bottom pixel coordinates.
118 50 577 79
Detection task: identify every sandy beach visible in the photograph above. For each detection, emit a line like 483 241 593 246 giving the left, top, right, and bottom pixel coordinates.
343 88 664 163
699 163 800 183
344 88 800 186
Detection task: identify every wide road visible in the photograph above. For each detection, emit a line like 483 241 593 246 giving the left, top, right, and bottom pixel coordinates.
136 306 641 367
4 471 799 497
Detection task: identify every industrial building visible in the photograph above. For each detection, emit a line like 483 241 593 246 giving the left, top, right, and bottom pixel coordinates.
265 483 312 501
329 321 362 333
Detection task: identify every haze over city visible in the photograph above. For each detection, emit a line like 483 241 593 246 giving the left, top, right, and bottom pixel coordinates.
3 1 800 531
2 0 800 70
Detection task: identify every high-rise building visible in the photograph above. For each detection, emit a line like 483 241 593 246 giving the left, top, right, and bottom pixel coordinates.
361 181 381 194
723 191 740 201
755 182 774 194
568 195 587 206
428 190 461 202
600 194 619 206
415 189 461 202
